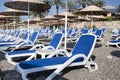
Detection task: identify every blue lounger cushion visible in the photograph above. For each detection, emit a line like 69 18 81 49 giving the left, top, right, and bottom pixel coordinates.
0 44 19 47
19 57 83 69
8 50 36 55
0 40 14 43
109 40 120 43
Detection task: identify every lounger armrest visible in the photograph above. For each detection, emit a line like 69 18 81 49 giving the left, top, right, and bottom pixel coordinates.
13 38 23 44
30 44 45 50
47 49 71 58
27 40 33 44
42 46 55 50
115 37 120 40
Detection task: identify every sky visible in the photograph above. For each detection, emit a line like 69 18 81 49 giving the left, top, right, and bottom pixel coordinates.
0 0 120 20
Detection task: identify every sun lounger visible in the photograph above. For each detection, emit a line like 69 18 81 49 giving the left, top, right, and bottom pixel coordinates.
16 34 98 80
6 33 63 65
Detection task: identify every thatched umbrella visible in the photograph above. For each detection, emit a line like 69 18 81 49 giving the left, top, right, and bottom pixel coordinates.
0 15 18 30
0 8 28 31
75 5 106 15
42 15 58 21
0 8 27 16
88 15 106 20
4 0 51 11
4 0 51 30
75 5 106 27
29 17 42 24
54 12 77 18
41 15 59 28
74 16 89 21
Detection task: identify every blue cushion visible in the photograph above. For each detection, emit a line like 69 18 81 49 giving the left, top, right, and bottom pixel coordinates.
95 29 102 37
72 35 95 57
49 33 62 49
19 57 83 69
29 32 38 43
109 40 120 43
0 44 18 47
0 40 14 43
8 50 36 55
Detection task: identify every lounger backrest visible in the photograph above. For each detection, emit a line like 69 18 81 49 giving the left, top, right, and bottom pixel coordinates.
118 30 120 35
29 32 38 44
82 29 89 34
14 31 20 38
49 33 63 49
72 34 96 59
80 28 85 33
92 28 97 33
23 32 29 40
68 29 72 35
102 28 106 33
62 29 65 34
95 29 103 37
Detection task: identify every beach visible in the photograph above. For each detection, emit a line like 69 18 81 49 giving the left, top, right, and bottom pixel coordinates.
0 29 119 80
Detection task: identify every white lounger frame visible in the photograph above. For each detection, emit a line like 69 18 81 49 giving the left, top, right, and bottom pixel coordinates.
16 34 98 80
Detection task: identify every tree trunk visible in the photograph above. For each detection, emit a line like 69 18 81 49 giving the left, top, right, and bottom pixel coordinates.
56 6 59 15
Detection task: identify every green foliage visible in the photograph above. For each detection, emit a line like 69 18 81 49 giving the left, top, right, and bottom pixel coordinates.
107 16 115 21
92 0 105 7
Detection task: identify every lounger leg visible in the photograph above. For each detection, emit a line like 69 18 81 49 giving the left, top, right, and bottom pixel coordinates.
46 54 86 80
7 58 18 65
22 73 28 80
101 38 104 42
106 42 109 47
26 54 36 61
41 54 45 59
85 61 98 72
116 44 120 48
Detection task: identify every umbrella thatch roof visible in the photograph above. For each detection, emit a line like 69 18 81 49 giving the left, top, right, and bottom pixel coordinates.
42 15 59 21
29 17 41 23
0 8 28 16
0 15 18 20
5 0 51 11
74 5 106 15
80 5 105 12
88 15 106 19
54 12 77 18
60 18 76 22
74 16 89 21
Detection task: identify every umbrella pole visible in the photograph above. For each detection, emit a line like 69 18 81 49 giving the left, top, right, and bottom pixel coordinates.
6 18 8 31
28 1 30 32
27 1 30 40
64 0 68 50
91 11 93 28
14 13 16 33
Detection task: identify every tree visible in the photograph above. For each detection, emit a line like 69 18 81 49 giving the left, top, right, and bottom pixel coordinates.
92 0 105 7
77 0 93 8
60 0 78 12
117 5 120 13
49 0 64 15
30 0 51 18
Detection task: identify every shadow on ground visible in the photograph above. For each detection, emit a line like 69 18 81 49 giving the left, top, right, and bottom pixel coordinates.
28 66 85 80
111 50 120 58
95 43 102 48
0 52 6 61
0 70 22 80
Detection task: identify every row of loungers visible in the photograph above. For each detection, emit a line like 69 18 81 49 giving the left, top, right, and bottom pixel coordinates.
0 30 99 80
0 28 119 80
